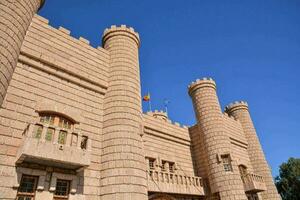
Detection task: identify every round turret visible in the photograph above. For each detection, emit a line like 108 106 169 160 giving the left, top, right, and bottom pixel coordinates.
225 101 248 114
101 25 147 200
188 77 247 199
224 101 281 199
188 77 216 96
102 25 140 48
0 0 45 107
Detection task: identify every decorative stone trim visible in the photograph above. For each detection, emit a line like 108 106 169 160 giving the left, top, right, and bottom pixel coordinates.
14 167 47 191
35 100 83 123
49 172 78 194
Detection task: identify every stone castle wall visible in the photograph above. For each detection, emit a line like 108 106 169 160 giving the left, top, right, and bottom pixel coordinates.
0 14 109 199
0 1 281 199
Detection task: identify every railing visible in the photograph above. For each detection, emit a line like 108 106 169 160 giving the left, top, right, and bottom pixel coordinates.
147 170 204 196
241 173 267 192
16 123 91 170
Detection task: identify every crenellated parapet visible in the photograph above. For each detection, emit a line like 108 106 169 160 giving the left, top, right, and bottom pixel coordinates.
225 101 249 113
188 77 216 96
145 110 189 129
33 15 95 48
147 110 168 121
102 25 140 47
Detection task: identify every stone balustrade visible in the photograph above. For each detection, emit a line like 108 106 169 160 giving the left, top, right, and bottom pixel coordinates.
16 123 91 170
147 170 204 196
241 173 267 193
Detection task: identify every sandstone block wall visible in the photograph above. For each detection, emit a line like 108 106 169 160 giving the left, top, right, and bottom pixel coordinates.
0 0 43 106
188 78 247 200
225 102 281 200
143 113 195 176
0 1 281 199
100 25 148 200
0 14 109 199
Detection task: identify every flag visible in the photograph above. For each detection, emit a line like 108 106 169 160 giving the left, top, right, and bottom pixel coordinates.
143 93 150 101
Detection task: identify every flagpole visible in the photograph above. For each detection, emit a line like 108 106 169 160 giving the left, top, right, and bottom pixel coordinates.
165 104 168 115
148 92 152 111
164 99 169 115
149 100 152 111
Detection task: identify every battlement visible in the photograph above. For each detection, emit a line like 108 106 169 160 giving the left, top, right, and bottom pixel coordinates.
147 110 168 121
145 111 188 129
188 77 216 96
225 101 249 113
33 15 106 52
102 25 140 47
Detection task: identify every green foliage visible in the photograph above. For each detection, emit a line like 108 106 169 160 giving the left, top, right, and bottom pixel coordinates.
275 158 300 200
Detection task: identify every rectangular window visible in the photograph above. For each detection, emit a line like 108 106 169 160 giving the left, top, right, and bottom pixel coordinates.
16 175 38 200
58 118 64 128
148 158 155 170
59 118 72 129
161 160 167 171
54 179 70 200
80 136 88 150
49 115 55 125
221 154 233 172
58 131 67 144
169 162 175 173
45 128 55 142
71 133 78 146
33 125 43 139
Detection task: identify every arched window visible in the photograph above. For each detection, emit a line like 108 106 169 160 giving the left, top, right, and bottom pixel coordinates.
33 113 74 144
39 113 74 129
30 113 88 150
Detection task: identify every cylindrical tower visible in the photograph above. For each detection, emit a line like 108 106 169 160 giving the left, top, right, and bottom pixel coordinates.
225 101 281 200
0 0 44 106
188 78 247 200
101 25 147 200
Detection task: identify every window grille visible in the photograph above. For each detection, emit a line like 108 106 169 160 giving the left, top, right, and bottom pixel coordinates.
16 175 38 200
54 179 70 200
221 154 233 172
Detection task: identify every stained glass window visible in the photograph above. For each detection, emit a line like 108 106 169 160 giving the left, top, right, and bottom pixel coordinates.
33 125 43 139
58 131 67 144
45 128 54 141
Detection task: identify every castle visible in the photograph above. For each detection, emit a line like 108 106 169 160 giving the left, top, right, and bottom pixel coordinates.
0 1 281 200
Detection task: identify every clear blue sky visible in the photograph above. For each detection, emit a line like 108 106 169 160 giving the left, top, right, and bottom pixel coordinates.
39 0 300 177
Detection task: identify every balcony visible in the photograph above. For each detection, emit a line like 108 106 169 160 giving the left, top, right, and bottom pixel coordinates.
147 170 204 196
16 124 91 170
241 173 267 193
